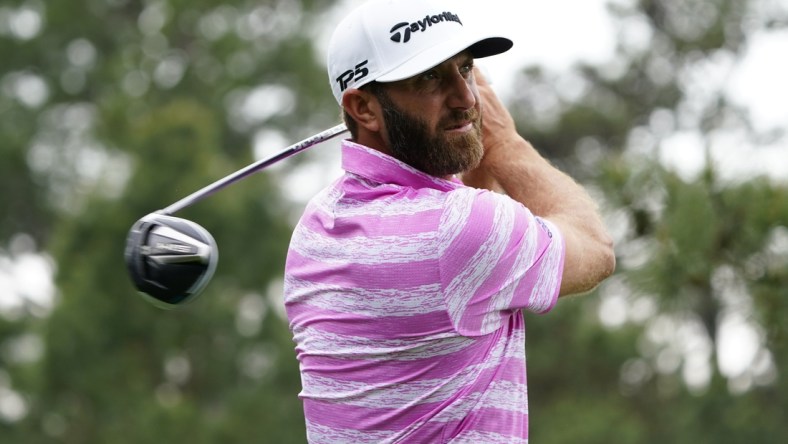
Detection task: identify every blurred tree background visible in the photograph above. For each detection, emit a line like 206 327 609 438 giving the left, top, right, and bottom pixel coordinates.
0 0 785 443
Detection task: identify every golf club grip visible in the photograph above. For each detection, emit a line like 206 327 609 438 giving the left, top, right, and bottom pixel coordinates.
160 124 349 215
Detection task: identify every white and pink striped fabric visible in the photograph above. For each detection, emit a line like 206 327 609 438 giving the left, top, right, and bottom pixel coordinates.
284 140 565 443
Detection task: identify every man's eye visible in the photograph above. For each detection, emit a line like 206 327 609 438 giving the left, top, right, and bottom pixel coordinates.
421 71 439 81
460 62 474 75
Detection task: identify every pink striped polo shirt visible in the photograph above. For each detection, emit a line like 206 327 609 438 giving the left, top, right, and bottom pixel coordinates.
284 140 565 443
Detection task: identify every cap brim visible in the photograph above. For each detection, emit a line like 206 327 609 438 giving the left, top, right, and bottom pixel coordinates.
376 36 513 83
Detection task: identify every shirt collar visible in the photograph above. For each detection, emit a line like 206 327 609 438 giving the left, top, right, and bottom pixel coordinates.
340 140 463 192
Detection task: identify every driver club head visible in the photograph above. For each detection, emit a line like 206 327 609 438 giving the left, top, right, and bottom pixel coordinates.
124 213 218 309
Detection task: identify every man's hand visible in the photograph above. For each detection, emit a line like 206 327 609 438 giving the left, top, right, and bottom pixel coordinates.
478 70 518 151
460 68 510 193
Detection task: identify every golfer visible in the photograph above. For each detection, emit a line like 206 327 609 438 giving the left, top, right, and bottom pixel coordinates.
284 0 615 442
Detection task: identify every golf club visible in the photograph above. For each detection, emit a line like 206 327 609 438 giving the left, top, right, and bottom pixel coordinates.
125 123 349 308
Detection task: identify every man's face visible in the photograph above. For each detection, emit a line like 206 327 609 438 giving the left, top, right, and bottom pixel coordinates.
373 53 484 178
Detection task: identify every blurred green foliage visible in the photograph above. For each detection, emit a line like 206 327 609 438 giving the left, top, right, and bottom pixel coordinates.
0 0 786 443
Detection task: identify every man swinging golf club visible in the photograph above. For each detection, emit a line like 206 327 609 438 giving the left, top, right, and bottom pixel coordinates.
283 0 616 442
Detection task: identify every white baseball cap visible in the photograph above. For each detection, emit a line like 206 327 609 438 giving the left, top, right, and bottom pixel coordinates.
327 0 513 104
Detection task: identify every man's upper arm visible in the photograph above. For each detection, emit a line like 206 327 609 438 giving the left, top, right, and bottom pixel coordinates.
438 189 564 336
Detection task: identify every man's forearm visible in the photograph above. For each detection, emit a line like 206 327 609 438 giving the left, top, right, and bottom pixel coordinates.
483 136 596 222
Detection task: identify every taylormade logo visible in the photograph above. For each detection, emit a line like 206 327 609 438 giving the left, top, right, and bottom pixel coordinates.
390 11 462 43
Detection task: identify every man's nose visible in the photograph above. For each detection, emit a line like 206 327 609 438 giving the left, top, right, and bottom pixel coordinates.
445 71 477 110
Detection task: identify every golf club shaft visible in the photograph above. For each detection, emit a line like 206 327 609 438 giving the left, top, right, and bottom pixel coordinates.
160 123 349 216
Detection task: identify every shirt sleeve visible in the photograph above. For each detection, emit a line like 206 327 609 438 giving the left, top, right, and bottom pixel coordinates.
437 187 565 336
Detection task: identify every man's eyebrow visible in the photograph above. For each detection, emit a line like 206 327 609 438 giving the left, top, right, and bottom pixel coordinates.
456 51 474 65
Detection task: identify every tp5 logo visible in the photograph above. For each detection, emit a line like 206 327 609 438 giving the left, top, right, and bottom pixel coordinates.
336 60 370 92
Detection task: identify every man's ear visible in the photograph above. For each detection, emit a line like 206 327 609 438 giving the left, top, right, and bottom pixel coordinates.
342 89 381 133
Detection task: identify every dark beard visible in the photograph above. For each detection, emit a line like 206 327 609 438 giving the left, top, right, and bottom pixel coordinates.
375 90 483 177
